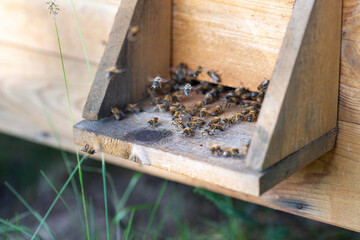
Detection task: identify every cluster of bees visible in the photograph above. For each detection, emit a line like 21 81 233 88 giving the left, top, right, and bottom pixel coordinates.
107 63 269 158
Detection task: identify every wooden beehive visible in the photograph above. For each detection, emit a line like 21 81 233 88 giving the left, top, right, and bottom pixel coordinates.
73 0 342 196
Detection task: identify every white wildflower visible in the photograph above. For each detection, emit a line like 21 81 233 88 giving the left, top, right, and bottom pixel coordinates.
46 1 60 17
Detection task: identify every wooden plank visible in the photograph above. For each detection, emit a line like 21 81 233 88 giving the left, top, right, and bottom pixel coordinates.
83 0 171 120
1 43 360 230
0 0 117 64
172 0 294 90
247 0 342 170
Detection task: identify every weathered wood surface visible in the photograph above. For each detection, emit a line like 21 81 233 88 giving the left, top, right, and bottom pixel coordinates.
1 0 360 232
83 0 171 120
247 0 341 170
172 0 294 90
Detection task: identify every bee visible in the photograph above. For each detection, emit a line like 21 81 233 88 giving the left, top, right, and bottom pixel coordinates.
183 83 192 96
244 140 251 154
172 118 185 129
210 105 223 116
193 101 204 112
250 92 258 101
202 128 213 136
146 87 158 98
127 25 139 41
182 127 194 137
172 102 185 110
199 108 208 117
111 106 126 120
256 91 265 103
154 103 168 113
257 79 270 91
240 92 252 100
234 113 245 122
173 110 183 120
207 70 221 83
173 63 188 83
190 66 203 78
151 97 161 106
106 66 123 79
209 123 224 132
221 117 234 128
147 117 159 128
187 121 205 129
247 110 257 122
127 103 142 113
163 94 174 104
169 106 177 115
208 117 221 126
241 109 249 115
210 145 222 155
234 87 248 96
225 96 242 108
196 82 213 94
83 144 95 157
203 92 215 105
223 148 239 157
150 75 166 89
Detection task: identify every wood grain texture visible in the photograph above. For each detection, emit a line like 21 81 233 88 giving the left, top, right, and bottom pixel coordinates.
246 0 342 170
1 0 360 232
172 0 294 90
83 0 171 120
0 0 118 64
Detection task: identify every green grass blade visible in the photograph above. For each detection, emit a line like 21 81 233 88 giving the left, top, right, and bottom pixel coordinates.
124 210 135 240
117 172 142 211
0 219 35 240
4 182 55 240
3 219 8 240
101 153 110 240
113 203 154 224
31 155 87 239
142 180 167 239
69 0 93 82
153 190 176 239
52 16 90 240
40 170 85 238
89 198 95 240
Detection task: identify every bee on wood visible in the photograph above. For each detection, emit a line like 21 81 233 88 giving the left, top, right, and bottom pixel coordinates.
225 96 242 108
169 106 177 116
172 118 185 129
83 144 95 157
173 110 183 120
247 110 257 122
210 145 222 155
190 66 203 78
151 97 161 106
196 82 213 94
207 70 221 83
193 101 204 113
209 123 224 132
106 66 123 79
257 79 270 91
250 92 258 101
127 103 142 113
210 105 223 116
208 117 221 127
256 91 265 103
147 117 159 128
182 127 194 137
202 128 213 136
111 106 126 120
203 92 215 105
199 108 208 117
241 109 249 115
221 117 234 128
127 25 139 41
240 92 252 100
234 87 248 96
187 121 205 129
234 113 245 122
163 94 174 104
223 148 239 157
154 103 168 113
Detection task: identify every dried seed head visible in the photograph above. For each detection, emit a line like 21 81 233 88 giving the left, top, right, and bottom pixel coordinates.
46 1 60 17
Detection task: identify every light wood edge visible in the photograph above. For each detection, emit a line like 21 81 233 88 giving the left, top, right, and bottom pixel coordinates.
82 0 171 120
246 0 341 170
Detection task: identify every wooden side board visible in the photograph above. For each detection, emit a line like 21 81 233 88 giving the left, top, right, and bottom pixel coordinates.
247 0 342 170
1 0 360 232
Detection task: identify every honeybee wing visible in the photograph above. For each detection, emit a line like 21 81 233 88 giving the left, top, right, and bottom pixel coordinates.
147 76 170 83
